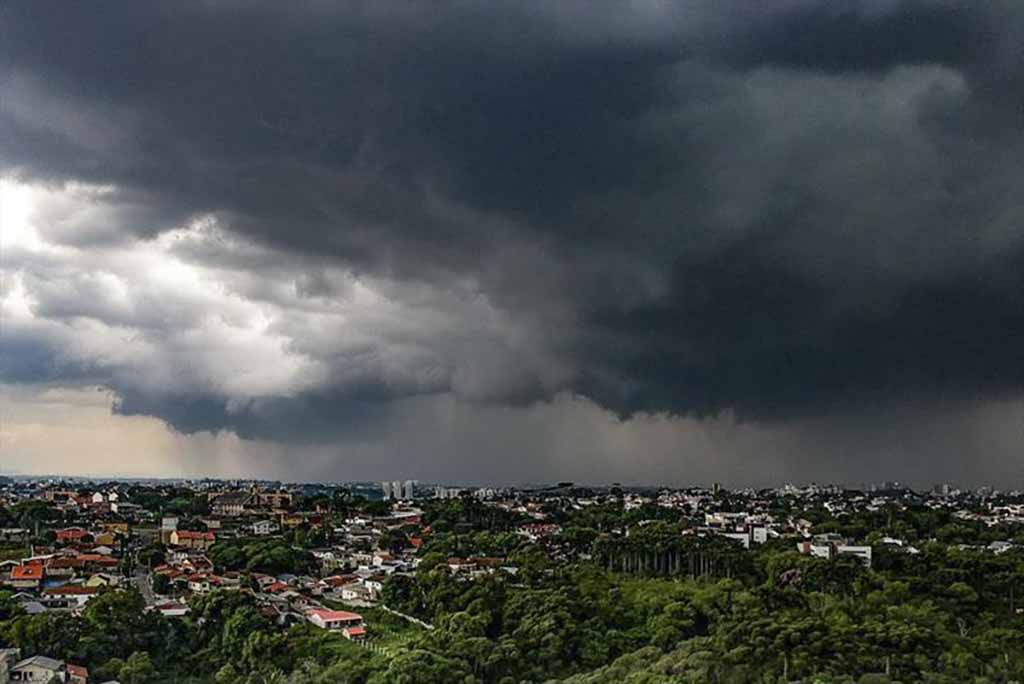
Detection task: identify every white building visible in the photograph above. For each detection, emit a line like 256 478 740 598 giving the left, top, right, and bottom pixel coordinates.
837 545 873 567
305 609 366 639
719 532 751 549
252 520 278 536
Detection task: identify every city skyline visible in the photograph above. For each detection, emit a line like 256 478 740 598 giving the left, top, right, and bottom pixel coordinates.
0 469 1019 498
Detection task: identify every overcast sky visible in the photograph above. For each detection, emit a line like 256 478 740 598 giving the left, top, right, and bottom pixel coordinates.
2 1 1023 487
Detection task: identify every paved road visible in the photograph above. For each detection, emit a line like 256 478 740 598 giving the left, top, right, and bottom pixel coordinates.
134 572 156 606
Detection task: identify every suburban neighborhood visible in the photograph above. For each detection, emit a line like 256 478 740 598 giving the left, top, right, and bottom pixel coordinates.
0 476 1023 682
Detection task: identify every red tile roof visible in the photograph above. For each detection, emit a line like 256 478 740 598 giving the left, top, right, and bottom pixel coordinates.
321 575 356 587
307 608 362 622
43 585 100 595
56 528 90 540
176 530 216 541
67 664 89 678
11 564 44 580
47 558 85 569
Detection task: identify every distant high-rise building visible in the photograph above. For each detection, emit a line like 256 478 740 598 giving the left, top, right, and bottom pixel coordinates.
381 481 392 500
433 486 461 500
402 480 415 500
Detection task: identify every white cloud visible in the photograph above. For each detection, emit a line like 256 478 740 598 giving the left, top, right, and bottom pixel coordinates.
0 179 571 430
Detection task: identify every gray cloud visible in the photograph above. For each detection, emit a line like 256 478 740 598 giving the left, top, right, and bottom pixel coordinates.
2 1 1024 481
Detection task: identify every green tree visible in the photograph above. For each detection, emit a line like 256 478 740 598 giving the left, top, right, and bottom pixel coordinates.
118 651 156 684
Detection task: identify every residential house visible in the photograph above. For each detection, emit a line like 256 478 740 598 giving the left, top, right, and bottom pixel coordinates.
837 545 873 566
44 557 83 580
42 585 101 610
84 555 119 573
318 575 357 591
371 552 394 567
304 609 366 639
517 523 562 541
170 530 216 550
362 576 385 595
84 573 121 588
55 528 90 545
186 574 213 594
311 549 340 573
251 520 278 536
254 489 293 510
447 558 478 574
8 564 43 590
102 522 129 536
66 664 89 684
212 573 242 591
8 655 67 682
253 574 278 591
152 600 190 618
339 582 375 603
92 532 117 547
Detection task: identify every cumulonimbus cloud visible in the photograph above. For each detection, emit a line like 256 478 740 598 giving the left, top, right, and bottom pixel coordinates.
2 1 1024 442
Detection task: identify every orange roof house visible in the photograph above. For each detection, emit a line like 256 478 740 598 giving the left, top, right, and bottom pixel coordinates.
11 564 44 581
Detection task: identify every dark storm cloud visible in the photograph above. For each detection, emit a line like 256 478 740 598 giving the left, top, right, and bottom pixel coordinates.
577 243 1024 418
111 389 395 443
3 0 1024 439
719 2 983 73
